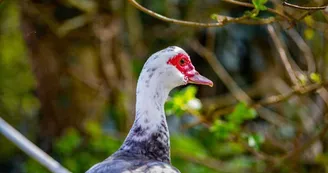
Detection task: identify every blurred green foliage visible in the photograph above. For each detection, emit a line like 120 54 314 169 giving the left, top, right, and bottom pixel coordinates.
0 0 39 117
165 86 202 116
210 102 258 141
25 121 121 173
0 0 39 160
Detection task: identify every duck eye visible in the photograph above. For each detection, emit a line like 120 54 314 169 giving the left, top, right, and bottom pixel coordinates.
179 58 186 66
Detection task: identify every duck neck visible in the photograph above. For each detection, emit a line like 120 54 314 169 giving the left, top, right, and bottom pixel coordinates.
120 68 171 163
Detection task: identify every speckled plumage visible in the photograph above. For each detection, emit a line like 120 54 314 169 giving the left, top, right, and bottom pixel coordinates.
86 46 190 173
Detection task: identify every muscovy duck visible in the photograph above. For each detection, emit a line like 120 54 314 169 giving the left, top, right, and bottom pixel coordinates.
86 46 213 173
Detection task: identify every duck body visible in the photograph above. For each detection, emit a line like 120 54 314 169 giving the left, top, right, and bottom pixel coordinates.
86 152 179 173
86 46 212 173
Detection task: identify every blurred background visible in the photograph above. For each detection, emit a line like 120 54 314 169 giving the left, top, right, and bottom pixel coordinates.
1 0 328 172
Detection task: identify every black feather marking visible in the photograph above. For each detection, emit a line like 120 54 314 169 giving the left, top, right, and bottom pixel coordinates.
145 79 150 88
161 46 176 53
133 126 141 133
133 126 146 137
160 120 168 131
136 109 141 116
118 118 171 164
152 54 160 60
120 132 170 163
147 67 157 72
149 72 154 79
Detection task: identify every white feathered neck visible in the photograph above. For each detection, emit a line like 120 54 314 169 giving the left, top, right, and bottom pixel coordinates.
118 46 187 163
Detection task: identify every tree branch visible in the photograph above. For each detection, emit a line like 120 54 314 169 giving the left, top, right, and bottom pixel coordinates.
189 40 289 126
210 81 328 118
127 0 290 27
285 28 316 74
189 40 252 103
267 25 299 87
282 2 327 10
280 119 328 161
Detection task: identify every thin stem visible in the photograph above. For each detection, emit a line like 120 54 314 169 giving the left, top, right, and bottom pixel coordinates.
127 0 289 27
285 28 316 74
280 120 328 161
189 40 252 103
267 25 299 87
189 40 289 126
282 2 326 10
211 81 328 117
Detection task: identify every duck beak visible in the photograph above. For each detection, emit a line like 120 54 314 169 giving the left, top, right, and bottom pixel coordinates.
188 72 213 87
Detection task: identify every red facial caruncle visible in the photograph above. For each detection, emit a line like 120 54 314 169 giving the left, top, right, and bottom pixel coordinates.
167 53 213 87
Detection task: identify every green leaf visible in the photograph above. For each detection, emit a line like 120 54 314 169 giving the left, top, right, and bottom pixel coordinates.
310 73 321 84
210 14 218 20
304 16 314 26
210 120 238 140
252 0 268 11
227 102 257 124
210 103 257 141
165 86 201 116
304 28 315 40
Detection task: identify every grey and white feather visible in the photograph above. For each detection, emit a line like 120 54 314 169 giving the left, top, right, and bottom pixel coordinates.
86 46 212 173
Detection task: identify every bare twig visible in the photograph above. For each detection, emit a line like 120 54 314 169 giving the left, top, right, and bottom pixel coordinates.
285 28 316 74
127 0 290 27
190 40 290 126
0 117 71 173
212 14 276 25
267 25 299 87
211 81 328 117
283 2 327 10
280 120 328 161
190 40 251 103
317 88 328 106
93 17 120 89
57 14 92 37
257 82 328 106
